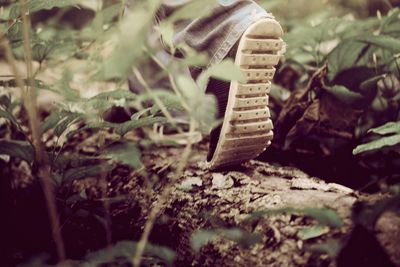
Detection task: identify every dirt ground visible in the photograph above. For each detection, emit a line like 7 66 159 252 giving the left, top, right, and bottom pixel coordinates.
55 131 400 267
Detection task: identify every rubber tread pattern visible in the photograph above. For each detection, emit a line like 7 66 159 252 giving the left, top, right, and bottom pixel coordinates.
208 18 284 170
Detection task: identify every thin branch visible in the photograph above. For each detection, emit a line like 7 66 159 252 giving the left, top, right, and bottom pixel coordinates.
132 118 196 267
119 0 127 21
132 67 183 134
146 50 191 112
19 0 66 261
383 0 394 9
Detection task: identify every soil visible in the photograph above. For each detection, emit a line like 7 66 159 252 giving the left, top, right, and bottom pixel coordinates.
3 130 399 266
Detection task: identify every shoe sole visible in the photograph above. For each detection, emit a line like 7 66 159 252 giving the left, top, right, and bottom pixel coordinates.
208 18 284 170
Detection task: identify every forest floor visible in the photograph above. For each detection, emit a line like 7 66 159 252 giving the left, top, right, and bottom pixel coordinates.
88 138 400 267
2 0 400 265
2 59 399 266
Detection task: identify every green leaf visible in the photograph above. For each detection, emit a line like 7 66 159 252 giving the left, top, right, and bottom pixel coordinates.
115 116 168 136
54 113 82 137
28 0 78 12
90 3 121 29
353 134 400 155
190 228 262 252
327 40 368 81
0 140 34 163
9 0 78 19
46 40 78 60
192 93 217 132
56 70 80 101
7 22 23 42
197 59 246 89
49 154 103 170
156 22 175 49
190 230 217 252
380 12 400 40
181 52 209 67
104 142 141 168
323 85 365 105
131 108 152 120
9 5 20 19
85 241 175 266
371 95 389 113
167 0 216 23
356 35 400 54
66 122 115 139
208 59 246 82
63 164 113 183
139 90 181 106
148 92 185 115
298 225 330 240
145 244 176 265
246 207 343 228
0 79 50 90
68 116 168 138
301 208 344 228
359 75 385 95
41 112 63 133
369 122 400 135
176 75 217 132
97 0 162 80
91 89 136 101
381 8 400 33
177 75 199 101
0 109 20 128
32 43 54 62
85 98 114 111
221 228 262 248
309 239 341 257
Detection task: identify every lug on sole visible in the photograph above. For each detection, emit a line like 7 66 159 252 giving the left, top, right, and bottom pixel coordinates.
208 18 284 170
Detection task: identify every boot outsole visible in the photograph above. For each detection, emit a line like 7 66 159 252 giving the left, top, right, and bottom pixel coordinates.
208 18 284 170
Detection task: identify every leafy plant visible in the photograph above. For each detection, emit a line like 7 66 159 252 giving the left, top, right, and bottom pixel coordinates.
1 0 399 266
353 121 400 155
191 228 262 252
1 0 218 265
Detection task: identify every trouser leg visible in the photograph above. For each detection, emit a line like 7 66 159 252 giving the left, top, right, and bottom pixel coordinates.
126 0 274 66
159 0 274 66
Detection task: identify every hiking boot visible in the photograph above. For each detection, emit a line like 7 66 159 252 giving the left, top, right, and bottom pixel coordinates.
206 18 284 170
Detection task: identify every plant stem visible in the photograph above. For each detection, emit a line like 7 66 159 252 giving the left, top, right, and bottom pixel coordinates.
100 171 113 247
393 54 400 76
120 0 127 21
132 118 195 267
383 0 394 9
0 33 24 93
19 0 66 261
146 50 191 112
132 67 183 134
0 32 35 149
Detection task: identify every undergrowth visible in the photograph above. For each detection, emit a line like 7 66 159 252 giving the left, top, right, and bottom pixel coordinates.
0 0 399 266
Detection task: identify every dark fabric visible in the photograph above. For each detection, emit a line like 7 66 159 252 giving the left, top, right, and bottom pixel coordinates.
205 77 230 161
126 0 273 66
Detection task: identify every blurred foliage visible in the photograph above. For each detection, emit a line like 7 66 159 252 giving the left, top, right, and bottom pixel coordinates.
259 0 400 185
0 0 399 266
